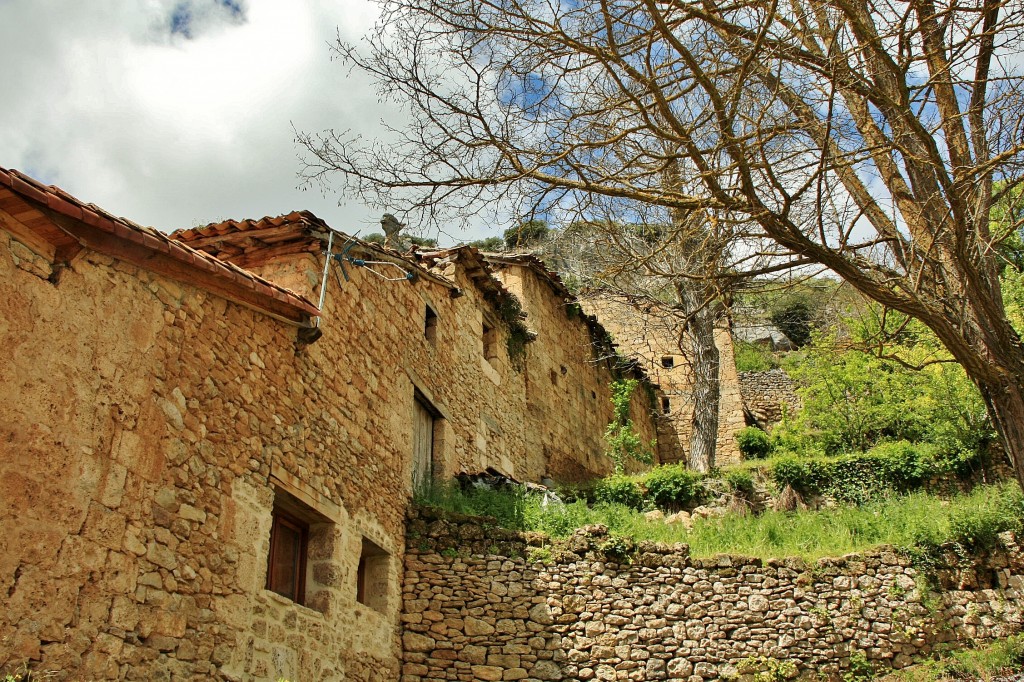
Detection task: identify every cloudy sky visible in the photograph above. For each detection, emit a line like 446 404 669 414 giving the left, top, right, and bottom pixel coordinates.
0 0 492 242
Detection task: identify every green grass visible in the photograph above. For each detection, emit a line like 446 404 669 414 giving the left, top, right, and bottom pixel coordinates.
415 481 1024 562
882 634 1024 682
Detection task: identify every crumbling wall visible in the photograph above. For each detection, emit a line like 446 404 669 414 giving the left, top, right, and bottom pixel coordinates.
739 369 801 429
401 507 1024 681
581 297 745 466
495 266 660 481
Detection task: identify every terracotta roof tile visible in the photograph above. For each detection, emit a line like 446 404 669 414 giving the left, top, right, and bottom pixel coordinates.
0 167 319 323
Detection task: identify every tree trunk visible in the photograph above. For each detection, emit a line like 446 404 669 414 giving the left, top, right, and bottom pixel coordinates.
977 375 1024 489
678 283 720 473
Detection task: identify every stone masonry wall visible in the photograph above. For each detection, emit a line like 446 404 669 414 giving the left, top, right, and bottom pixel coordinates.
1 229 413 681
495 266 660 480
401 508 1024 682
581 297 745 466
739 369 801 429
1 214 662 680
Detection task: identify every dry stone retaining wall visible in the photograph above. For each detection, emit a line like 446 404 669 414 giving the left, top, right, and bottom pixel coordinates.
401 508 1024 682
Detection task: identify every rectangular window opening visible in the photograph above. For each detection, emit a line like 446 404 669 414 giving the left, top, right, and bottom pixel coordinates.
661 356 675 369
266 488 333 612
661 397 672 414
357 537 390 613
268 510 306 603
413 392 440 491
425 305 438 343
482 321 498 361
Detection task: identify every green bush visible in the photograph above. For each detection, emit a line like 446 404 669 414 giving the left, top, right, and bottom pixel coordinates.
415 480 527 528
737 426 773 459
643 464 705 510
769 442 931 503
725 470 756 497
734 341 780 372
770 292 822 347
780 310 993 459
770 455 809 491
946 484 1024 552
593 474 646 510
504 220 550 249
870 441 930 488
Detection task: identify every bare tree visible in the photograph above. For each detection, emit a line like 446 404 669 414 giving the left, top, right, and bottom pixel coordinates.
299 0 1024 487
550 201 733 472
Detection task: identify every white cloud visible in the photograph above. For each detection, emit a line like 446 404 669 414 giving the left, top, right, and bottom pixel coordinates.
0 0 496 242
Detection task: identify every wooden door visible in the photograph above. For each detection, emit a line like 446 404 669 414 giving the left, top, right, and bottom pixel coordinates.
412 398 434 491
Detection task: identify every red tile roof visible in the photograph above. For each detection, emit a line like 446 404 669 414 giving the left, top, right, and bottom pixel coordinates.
170 212 329 269
0 168 320 324
172 210 331 242
176 214 462 291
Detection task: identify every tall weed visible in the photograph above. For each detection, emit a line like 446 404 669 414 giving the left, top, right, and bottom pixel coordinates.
420 478 1023 563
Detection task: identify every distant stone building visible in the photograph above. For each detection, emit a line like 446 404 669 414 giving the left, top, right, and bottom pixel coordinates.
739 368 802 429
0 168 660 681
580 294 746 466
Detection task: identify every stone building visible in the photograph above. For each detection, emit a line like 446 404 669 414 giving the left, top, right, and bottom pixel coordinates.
739 368 802 429
484 254 658 477
581 295 746 466
0 168 659 681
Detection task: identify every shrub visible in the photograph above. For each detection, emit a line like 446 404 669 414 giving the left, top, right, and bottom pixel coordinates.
769 291 821 347
725 470 756 497
643 464 705 510
737 426 772 459
780 310 993 459
870 441 929 489
605 379 654 472
769 442 931 503
770 456 810 492
593 474 645 510
946 484 1024 552
415 480 527 528
504 220 550 249
734 341 779 372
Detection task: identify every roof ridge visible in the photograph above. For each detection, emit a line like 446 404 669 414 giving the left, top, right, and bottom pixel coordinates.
0 166 319 323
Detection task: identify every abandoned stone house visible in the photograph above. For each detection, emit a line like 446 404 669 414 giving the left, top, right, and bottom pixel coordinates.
0 167 667 680
581 295 746 466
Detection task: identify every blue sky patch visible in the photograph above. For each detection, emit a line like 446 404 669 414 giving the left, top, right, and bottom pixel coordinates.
169 0 247 39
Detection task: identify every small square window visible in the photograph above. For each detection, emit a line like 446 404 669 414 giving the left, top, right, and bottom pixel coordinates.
357 538 390 613
661 356 675 369
425 305 438 343
661 397 671 414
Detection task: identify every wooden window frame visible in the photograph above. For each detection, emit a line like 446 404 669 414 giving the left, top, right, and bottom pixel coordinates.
267 507 308 605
